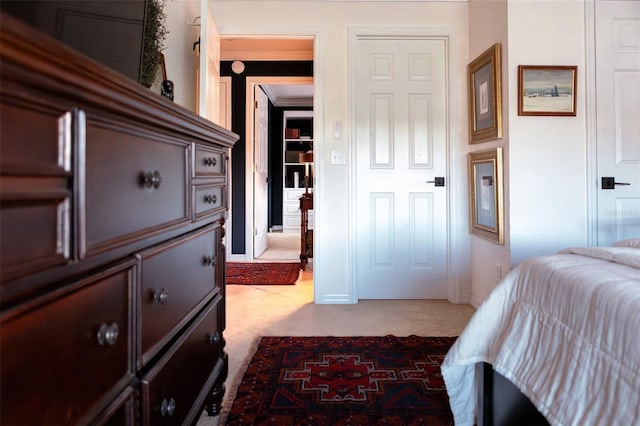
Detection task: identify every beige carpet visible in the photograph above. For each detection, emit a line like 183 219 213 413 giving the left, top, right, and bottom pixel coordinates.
255 231 300 261
196 262 475 425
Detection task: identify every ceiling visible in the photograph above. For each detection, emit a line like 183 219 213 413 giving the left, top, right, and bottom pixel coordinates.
220 37 314 61
221 37 314 107
260 84 314 107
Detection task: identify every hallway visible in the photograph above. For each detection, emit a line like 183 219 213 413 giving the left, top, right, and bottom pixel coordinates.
255 232 300 261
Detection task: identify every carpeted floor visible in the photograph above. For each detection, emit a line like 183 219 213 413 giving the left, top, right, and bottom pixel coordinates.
222 335 457 425
226 262 301 285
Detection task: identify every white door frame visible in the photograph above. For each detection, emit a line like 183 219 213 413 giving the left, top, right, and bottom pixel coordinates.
585 0 599 246
347 26 466 303
238 76 315 262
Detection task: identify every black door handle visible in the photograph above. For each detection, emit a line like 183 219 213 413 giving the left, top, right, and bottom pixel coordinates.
601 177 631 189
426 177 445 187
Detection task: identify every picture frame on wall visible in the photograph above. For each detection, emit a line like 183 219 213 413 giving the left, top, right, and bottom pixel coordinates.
468 43 502 144
468 147 504 244
517 65 577 116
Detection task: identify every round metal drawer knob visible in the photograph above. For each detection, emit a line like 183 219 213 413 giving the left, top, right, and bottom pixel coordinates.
140 170 162 189
97 322 119 346
207 332 221 345
204 157 217 167
203 256 215 267
153 288 169 305
161 397 176 416
204 194 217 204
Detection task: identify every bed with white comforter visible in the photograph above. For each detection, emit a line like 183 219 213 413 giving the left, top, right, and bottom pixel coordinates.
442 239 640 426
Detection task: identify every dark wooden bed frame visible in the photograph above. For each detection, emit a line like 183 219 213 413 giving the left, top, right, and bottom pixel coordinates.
477 363 550 426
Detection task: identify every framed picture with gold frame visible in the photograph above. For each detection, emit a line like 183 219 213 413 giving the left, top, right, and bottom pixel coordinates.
517 65 577 116
468 43 503 144
468 147 504 244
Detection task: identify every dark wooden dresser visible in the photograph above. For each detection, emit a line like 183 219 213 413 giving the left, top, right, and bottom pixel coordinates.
0 14 238 425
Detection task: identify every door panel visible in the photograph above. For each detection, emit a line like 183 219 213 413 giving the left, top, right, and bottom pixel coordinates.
253 86 269 257
354 36 448 299
596 1 640 245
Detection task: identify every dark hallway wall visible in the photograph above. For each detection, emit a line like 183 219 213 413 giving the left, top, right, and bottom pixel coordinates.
221 61 313 254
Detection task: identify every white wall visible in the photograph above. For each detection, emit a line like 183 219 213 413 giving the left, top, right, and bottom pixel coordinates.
468 0 511 306
163 0 201 112
209 0 469 304
466 0 589 306
507 0 588 266
161 0 591 306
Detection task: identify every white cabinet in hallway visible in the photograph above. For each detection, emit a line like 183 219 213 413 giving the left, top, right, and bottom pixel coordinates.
282 110 314 231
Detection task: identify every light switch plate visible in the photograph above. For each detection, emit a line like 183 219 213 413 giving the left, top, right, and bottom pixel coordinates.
332 120 342 140
331 150 346 165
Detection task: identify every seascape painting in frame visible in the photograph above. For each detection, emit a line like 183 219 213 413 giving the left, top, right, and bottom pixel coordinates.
518 65 577 116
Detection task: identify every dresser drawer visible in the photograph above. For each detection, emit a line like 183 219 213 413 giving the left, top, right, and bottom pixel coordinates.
193 145 225 177
139 225 219 365
95 386 136 426
193 184 225 219
83 121 190 256
0 101 74 285
285 188 306 201
0 195 71 284
0 103 72 174
141 297 223 426
0 262 135 425
284 214 302 229
285 201 302 215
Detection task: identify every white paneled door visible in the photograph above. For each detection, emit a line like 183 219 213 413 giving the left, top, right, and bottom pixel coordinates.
353 35 448 299
596 1 640 245
253 86 269 257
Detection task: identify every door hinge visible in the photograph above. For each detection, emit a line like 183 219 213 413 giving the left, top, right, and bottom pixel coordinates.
255 100 258 109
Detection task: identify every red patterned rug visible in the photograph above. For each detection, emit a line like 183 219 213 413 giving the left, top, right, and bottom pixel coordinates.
226 262 300 285
223 335 457 425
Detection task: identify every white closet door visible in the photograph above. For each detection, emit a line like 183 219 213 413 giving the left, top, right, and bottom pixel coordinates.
596 1 640 245
353 36 449 299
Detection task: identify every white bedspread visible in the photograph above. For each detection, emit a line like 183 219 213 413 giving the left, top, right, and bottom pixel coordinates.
442 246 640 426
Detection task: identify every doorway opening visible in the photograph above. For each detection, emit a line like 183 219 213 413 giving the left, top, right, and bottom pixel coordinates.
220 36 315 271
245 77 314 264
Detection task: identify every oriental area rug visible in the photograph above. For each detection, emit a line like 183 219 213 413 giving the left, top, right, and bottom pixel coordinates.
226 262 300 285
222 335 457 425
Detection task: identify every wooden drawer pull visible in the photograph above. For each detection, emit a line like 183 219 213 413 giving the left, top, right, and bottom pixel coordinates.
153 288 169 305
204 194 217 204
204 157 217 167
140 170 162 189
160 397 176 417
203 256 215 267
96 322 119 346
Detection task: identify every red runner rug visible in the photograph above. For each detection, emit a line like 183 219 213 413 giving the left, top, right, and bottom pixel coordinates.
226 262 300 285
223 335 457 425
